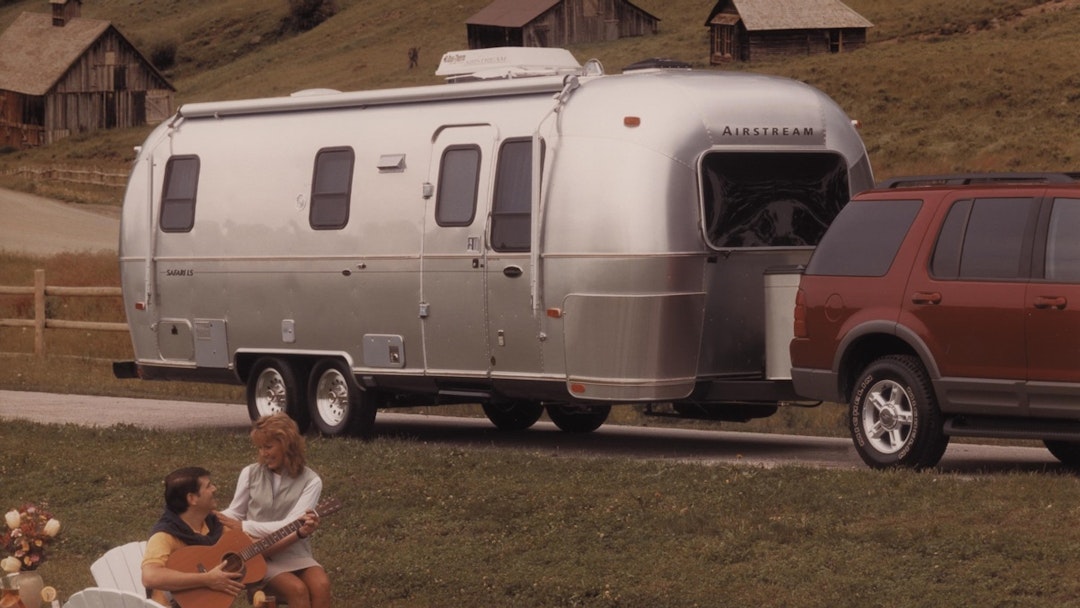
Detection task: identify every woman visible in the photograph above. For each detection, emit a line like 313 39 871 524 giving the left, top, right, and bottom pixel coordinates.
218 413 331 608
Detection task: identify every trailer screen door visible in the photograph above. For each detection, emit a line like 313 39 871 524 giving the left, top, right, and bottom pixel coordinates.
700 152 849 249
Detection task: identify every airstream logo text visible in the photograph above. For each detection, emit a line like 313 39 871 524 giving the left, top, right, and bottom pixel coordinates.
721 126 815 137
165 268 193 277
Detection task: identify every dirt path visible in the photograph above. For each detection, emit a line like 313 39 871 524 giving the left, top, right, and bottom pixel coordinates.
0 187 119 255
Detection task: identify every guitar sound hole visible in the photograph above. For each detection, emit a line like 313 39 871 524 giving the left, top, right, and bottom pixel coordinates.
222 552 246 576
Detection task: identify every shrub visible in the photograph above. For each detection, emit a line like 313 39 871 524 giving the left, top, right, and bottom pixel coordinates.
284 0 338 33
148 38 178 71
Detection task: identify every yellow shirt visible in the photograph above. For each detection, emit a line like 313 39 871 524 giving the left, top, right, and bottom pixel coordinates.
142 523 209 607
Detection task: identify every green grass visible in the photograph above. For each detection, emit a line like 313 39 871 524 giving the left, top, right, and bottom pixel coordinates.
2 419 1079 607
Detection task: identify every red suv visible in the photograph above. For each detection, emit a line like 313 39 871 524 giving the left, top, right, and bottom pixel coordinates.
790 173 1080 469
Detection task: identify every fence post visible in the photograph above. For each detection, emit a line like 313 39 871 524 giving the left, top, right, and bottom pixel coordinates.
34 268 45 357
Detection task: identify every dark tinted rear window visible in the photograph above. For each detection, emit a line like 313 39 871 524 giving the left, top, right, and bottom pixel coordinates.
805 199 921 276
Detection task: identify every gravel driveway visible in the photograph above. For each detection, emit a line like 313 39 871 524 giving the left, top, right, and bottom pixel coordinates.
0 187 119 255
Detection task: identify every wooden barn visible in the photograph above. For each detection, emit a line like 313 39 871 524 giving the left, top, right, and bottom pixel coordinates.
0 0 174 149
705 0 872 64
467 0 659 49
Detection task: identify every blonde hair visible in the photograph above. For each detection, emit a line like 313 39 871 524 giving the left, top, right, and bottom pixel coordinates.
250 413 307 477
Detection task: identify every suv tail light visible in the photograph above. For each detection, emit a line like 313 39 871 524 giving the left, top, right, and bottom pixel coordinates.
793 289 807 338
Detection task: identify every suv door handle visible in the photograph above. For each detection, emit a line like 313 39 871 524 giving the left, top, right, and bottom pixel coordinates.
911 291 942 305
1034 295 1067 310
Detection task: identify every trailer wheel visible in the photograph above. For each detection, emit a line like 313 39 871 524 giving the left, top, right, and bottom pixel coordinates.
481 402 544 431
307 359 377 439
546 404 611 433
247 357 309 432
849 355 948 470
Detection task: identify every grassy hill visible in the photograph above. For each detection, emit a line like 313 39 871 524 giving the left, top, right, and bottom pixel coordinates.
1 0 1080 203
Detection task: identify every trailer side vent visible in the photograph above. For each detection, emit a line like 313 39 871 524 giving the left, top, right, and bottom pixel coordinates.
377 154 406 172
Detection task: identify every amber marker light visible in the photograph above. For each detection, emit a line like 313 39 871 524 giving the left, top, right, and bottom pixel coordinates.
624 116 641 127
546 308 563 318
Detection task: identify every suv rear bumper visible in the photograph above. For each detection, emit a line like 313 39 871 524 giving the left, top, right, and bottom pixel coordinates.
791 367 842 403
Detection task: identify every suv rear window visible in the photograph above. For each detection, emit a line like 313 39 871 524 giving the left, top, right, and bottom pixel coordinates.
1045 197 1080 282
804 199 921 276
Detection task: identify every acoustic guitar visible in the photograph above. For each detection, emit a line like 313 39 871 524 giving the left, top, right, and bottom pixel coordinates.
167 497 342 608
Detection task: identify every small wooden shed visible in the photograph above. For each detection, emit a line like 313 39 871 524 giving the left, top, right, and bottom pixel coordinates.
705 0 872 63
467 0 659 49
0 0 174 149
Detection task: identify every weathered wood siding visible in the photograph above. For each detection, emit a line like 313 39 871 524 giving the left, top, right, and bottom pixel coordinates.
746 27 866 61
0 91 43 148
469 0 657 49
710 25 867 63
523 0 657 46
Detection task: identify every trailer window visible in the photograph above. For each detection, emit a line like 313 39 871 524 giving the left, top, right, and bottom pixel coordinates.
310 147 355 230
160 156 200 233
491 139 542 252
436 146 481 227
700 152 849 248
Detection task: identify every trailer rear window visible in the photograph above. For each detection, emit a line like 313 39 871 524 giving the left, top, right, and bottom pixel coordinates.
700 152 849 248
310 147 355 230
160 156 200 233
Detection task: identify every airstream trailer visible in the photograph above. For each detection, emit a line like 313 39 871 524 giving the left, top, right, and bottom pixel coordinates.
114 47 873 437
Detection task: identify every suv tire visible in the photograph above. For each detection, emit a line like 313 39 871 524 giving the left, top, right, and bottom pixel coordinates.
1043 440 1080 468
850 355 949 469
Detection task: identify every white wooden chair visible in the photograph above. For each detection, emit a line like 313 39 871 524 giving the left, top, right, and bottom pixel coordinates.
62 587 160 608
89 541 147 596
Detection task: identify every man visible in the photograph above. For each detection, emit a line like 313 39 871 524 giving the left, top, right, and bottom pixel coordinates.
141 467 245 607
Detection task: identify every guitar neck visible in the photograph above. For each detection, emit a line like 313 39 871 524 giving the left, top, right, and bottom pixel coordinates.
239 517 304 562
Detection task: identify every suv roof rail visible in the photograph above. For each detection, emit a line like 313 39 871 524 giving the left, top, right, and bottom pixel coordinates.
877 172 1080 189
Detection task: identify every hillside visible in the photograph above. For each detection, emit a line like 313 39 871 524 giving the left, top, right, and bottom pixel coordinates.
1 0 1080 204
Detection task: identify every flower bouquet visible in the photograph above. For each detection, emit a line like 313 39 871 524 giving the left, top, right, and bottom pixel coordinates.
3 504 60 572
2 504 60 608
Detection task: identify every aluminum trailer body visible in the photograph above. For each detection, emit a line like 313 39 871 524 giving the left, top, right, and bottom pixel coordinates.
116 48 873 435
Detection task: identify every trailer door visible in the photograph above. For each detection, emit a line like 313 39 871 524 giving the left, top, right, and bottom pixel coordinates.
422 126 496 377
486 138 543 376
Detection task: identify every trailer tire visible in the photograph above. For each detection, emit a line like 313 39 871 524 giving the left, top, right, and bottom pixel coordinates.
247 357 309 432
308 359 377 439
849 355 948 470
481 402 544 431
546 404 611 433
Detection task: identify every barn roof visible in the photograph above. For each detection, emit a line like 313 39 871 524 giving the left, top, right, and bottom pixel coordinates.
707 0 872 31
468 0 659 28
0 11 173 96
467 0 560 27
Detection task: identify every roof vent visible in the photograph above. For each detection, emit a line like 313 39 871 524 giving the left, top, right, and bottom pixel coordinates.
437 47 584 83
622 58 692 73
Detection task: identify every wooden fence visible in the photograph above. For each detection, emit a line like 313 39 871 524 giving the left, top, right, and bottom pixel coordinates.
0 165 129 188
0 269 127 357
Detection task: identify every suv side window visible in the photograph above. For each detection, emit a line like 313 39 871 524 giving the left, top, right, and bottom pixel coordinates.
931 197 1038 279
1046 197 1080 282
804 199 920 276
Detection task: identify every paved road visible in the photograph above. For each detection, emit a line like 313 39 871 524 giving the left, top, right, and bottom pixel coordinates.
0 187 119 255
0 390 1062 473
